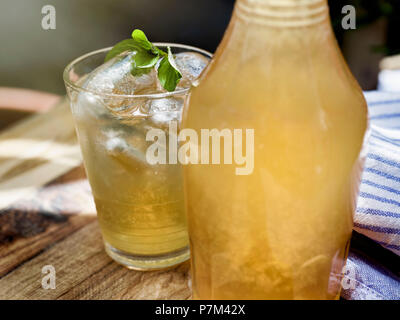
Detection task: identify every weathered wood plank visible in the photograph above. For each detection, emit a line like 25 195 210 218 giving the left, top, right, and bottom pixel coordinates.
0 165 96 278
0 221 191 300
0 214 95 278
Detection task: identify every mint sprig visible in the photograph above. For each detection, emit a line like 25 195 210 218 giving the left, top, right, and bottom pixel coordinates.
105 29 182 92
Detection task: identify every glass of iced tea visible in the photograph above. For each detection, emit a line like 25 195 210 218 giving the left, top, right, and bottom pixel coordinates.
64 44 211 270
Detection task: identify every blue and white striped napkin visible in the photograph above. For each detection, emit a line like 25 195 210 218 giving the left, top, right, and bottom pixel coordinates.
355 91 400 256
341 90 400 300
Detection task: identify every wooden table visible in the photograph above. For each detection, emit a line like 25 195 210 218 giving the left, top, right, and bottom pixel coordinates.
0 91 191 300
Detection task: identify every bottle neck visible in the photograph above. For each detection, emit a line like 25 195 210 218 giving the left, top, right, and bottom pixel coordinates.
234 0 329 28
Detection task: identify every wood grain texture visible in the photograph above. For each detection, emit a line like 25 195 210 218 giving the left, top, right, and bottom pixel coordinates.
0 221 191 300
0 214 95 278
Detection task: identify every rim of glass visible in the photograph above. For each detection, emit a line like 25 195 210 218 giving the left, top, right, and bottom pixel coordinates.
63 43 213 99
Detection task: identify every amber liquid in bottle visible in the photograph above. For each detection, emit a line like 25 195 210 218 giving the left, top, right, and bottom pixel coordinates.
183 0 367 299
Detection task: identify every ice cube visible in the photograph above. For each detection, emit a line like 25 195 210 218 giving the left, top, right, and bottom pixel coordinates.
84 52 159 96
105 129 148 165
75 50 208 122
74 90 110 120
149 97 184 125
77 52 163 120
174 52 210 88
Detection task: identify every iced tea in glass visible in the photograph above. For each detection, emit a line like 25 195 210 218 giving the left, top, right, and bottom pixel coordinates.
64 44 211 270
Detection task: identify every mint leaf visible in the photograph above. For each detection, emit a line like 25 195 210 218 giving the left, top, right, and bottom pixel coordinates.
131 65 152 76
107 29 183 91
105 39 141 62
131 29 167 57
157 47 182 92
133 50 159 68
167 46 181 75
131 29 153 51
151 46 167 57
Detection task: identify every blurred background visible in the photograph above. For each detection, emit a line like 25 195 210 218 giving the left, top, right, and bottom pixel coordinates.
0 0 399 95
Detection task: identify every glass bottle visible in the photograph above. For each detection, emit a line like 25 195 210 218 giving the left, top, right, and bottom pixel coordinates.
183 0 367 299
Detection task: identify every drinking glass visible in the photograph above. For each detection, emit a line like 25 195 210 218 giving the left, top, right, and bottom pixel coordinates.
64 44 211 270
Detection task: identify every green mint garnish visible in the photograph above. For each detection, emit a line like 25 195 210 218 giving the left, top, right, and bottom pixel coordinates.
105 29 182 92
158 47 183 92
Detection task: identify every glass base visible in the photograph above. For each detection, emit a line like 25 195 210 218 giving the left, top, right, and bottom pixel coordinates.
104 242 190 271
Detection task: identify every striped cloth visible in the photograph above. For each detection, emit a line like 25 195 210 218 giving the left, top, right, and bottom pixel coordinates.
355 91 400 256
339 90 400 300
342 250 400 300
